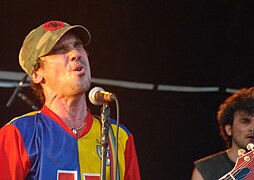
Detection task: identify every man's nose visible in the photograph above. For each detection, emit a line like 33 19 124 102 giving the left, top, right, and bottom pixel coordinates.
69 48 81 61
251 128 254 136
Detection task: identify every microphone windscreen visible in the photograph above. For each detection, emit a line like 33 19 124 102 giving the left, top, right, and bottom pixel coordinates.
88 87 104 105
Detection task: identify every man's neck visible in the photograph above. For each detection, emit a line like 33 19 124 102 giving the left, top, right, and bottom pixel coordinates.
44 94 88 128
226 148 239 163
226 143 248 163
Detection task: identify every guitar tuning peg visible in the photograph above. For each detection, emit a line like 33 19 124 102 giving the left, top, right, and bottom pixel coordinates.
238 149 246 156
244 156 251 162
247 143 254 151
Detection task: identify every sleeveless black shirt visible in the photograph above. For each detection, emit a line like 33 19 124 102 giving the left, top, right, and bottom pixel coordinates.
194 151 235 180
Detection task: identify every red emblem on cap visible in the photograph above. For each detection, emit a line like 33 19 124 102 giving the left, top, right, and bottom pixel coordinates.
43 21 65 30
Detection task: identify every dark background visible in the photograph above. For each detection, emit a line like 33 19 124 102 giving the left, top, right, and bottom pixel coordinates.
1 0 254 179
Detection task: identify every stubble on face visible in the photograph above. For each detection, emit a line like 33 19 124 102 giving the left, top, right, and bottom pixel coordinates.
231 111 254 149
40 32 92 98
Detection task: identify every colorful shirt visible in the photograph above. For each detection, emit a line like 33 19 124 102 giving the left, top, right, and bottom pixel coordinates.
0 105 140 180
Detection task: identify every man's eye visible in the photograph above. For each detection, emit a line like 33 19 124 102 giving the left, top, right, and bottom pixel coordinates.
51 46 68 54
51 48 63 54
240 119 250 123
49 42 84 55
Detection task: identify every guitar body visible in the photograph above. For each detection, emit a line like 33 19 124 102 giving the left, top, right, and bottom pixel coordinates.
219 149 254 180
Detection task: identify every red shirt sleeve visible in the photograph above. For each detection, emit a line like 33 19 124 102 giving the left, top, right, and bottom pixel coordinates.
0 124 31 179
124 134 141 180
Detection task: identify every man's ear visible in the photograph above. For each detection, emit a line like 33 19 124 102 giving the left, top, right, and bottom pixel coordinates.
32 71 44 84
225 124 232 136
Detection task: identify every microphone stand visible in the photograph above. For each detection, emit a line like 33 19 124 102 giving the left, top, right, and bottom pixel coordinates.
17 92 39 110
6 74 39 110
6 74 28 108
100 103 111 180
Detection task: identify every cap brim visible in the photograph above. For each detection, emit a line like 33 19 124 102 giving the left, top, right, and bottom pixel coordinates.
40 25 91 58
70 25 91 46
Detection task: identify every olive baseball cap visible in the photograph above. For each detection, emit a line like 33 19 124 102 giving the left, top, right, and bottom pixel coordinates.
19 20 91 77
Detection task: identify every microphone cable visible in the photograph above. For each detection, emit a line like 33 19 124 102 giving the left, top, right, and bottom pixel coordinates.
113 96 120 180
108 96 120 180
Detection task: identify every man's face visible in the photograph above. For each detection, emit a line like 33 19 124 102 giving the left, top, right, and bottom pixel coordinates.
230 111 254 149
38 32 91 98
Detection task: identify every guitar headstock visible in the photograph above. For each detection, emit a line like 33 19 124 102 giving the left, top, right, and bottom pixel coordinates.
219 143 254 180
237 143 254 161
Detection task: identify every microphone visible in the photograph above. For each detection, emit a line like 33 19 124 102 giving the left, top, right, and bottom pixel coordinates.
6 74 28 108
88 87 116 105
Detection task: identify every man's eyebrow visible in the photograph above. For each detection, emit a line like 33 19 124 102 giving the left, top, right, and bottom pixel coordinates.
74 40 84 45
